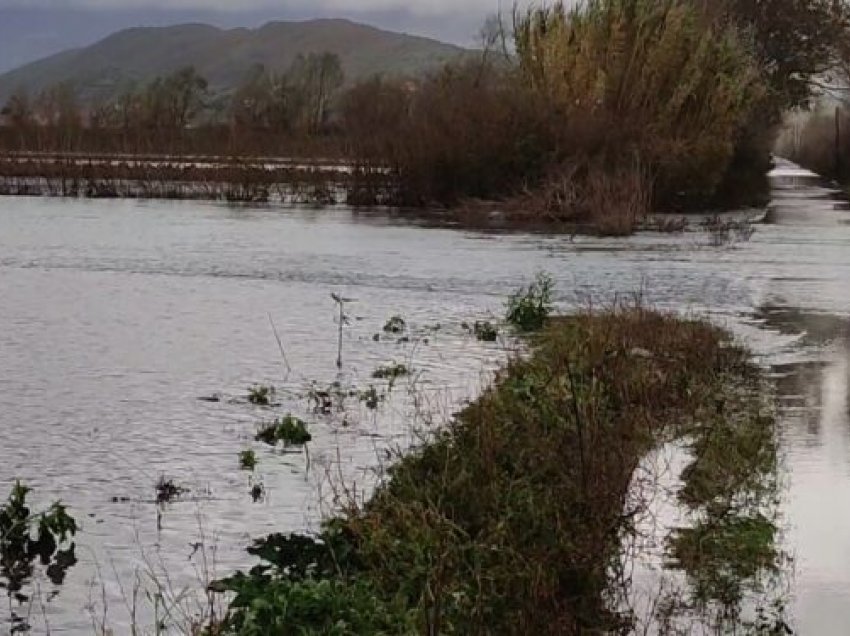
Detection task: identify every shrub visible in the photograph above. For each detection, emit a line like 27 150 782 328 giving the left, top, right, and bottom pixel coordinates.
155 476 187 504
372 363 410 381
474 321 499 342
514 0 766 208
382 315 406 334
505 272 554 332
248 384 275 406
359 386 383 410
239 450 258 471
343 62 553 206
256 415 312 447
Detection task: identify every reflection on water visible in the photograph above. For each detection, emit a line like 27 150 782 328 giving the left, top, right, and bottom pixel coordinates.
762 304 850 636
2 159 850 631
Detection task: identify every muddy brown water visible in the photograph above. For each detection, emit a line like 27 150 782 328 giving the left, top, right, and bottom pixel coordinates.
1 159 850 633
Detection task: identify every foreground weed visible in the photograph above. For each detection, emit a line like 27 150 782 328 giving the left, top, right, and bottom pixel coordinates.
0 482 78 602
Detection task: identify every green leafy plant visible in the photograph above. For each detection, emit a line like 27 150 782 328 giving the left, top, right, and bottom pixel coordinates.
155 476 187 504
213 527 416 633
256 415 312 447
0 482 78 598
248 384 275 406
372 363 410 381
474 321 499 342
383 315 407 334
505 272 554 332
359 386 383 410
239 450 258 471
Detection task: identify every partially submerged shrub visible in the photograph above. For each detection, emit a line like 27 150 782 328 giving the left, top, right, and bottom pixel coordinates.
506 272 554 332
239 450 258 471
382 315 406 334
514 156 652 231
256 415 312 447
247 384 275 406
343 62 553 207
155 476 187 504
359 386 383 410
474 320 499 342
703 216 757 247
371 363 410 381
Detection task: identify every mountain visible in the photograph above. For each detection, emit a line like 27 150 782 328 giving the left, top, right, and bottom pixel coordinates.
0 19 469 106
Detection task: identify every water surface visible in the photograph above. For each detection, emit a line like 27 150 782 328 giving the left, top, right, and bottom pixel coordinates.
2 163 850 633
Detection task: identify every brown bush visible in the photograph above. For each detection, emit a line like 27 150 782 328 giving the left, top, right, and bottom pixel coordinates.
342 62 555 207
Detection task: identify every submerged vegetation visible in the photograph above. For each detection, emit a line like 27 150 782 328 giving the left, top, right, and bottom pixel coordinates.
215 304 781 634
239 450 258 471
247 384 276 406
155 476 188 504
382 315 407 335
256 415 312 448
473 320 499 342
371 363 410 381
505 271 554 332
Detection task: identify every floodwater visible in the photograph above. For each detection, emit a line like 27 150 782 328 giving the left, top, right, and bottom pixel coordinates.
0 159 849 633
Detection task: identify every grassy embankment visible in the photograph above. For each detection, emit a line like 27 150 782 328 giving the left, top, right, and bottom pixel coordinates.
214 307 780 634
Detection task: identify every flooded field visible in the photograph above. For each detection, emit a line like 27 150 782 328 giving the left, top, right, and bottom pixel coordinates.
2 160 850 633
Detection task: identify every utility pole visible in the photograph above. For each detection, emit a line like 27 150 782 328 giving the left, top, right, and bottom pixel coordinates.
836 105 842 178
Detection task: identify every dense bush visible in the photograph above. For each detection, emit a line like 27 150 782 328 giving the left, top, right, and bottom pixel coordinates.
505 271 554 332
515 0 765 208
341 0 772 227
342 62 554 206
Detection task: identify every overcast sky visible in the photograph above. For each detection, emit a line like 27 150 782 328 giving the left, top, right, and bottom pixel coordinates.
0 0 509 72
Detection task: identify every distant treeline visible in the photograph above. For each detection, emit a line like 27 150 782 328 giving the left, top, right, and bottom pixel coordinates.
779 105 850 184
0 53 348 156
3 0 850 233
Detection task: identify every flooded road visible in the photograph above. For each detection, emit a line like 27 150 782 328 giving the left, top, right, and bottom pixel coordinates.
1 160 850 632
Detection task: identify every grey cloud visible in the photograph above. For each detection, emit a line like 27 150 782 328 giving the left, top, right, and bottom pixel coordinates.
0 0 502 15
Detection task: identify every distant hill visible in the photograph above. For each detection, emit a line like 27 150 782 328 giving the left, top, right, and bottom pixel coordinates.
0 19 469 106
